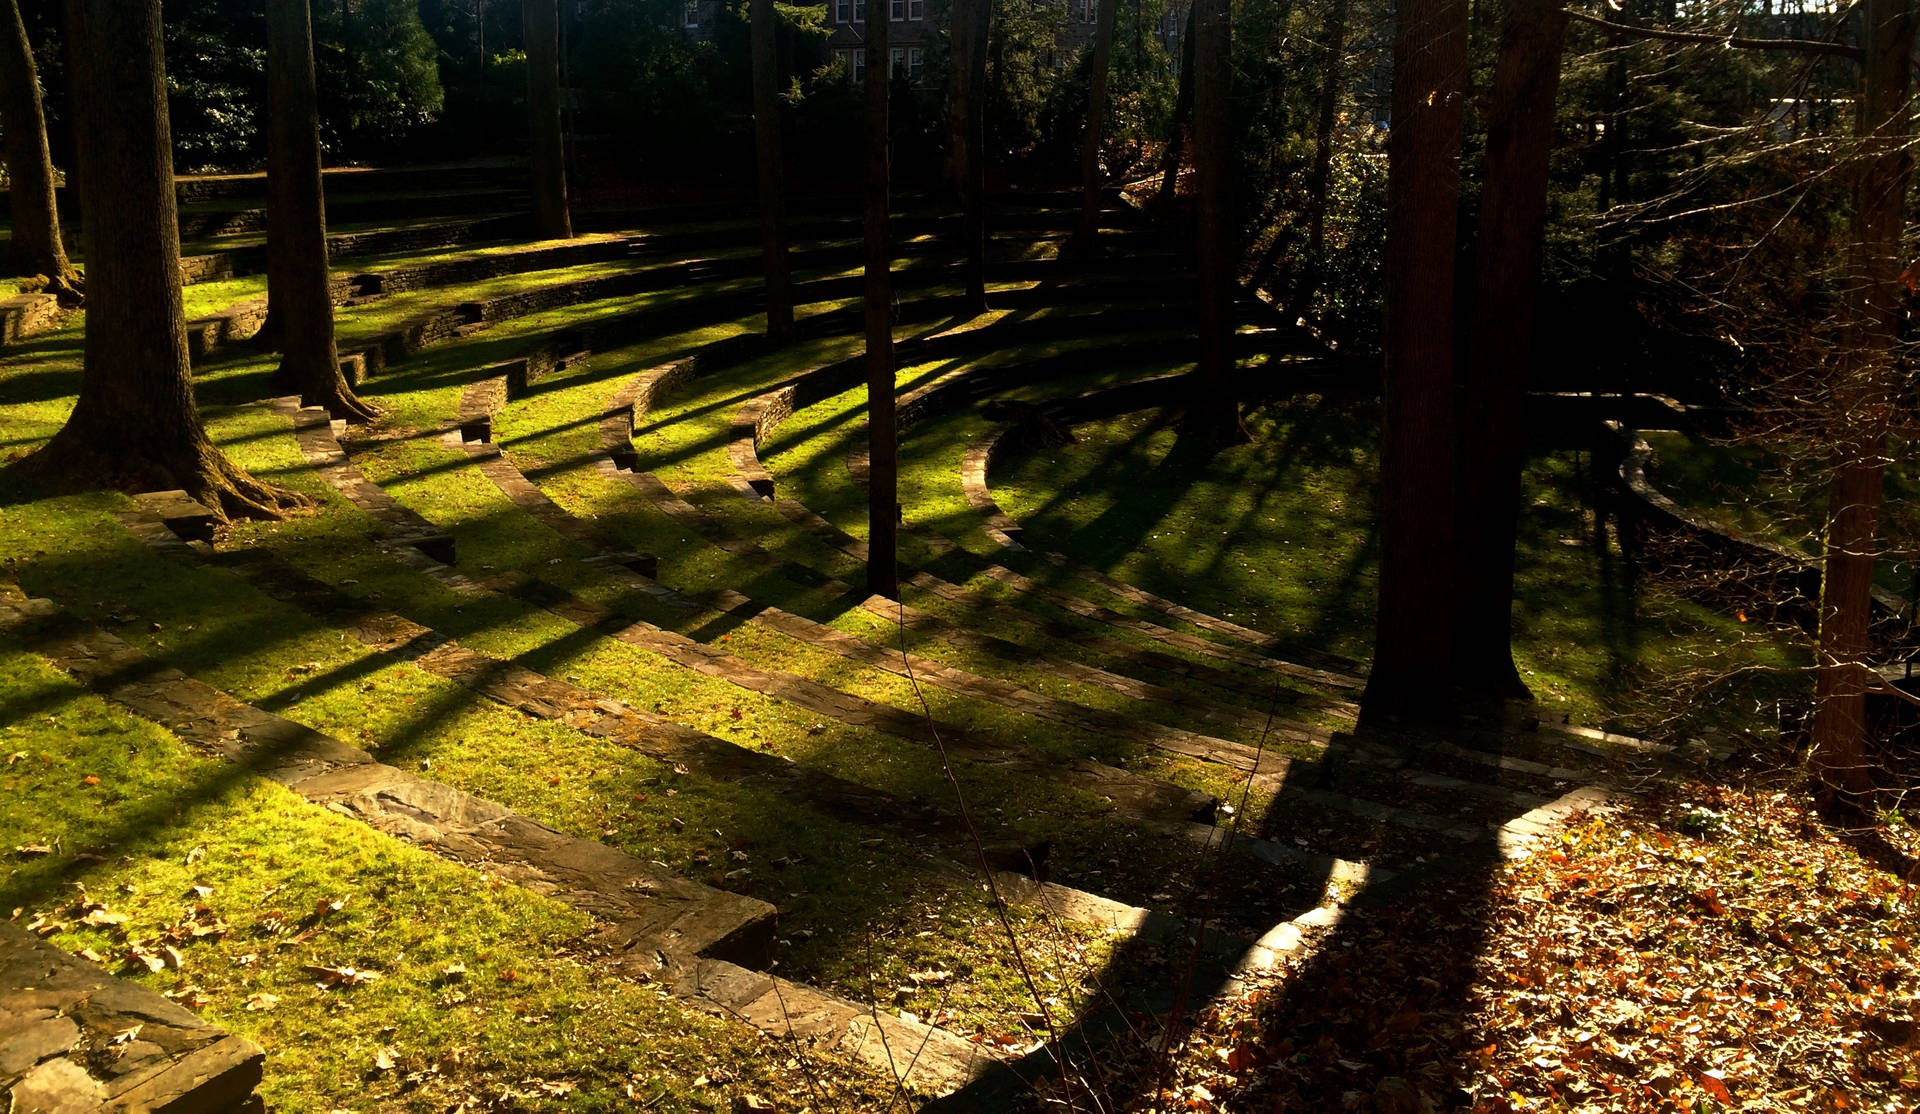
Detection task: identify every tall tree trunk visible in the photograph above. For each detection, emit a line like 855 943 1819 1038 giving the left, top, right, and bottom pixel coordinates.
1070 0 1119 249
750 0 793 343
1183 0 1242 441
11 0 308 522
1153 0 1198 211
267 0 376 422
1360 0 1468 724
1289 0 1350 318
961 0 989 314
864 0 898 598
944 0 978 195
1450 0 1567 705
0 0 78 302
523 0 571 239
1811 0 1914 809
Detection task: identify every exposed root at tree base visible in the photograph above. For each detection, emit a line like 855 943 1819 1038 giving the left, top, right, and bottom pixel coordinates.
7 434 314 523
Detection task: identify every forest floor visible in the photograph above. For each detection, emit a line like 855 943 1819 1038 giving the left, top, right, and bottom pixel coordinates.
1138 775 1920 1113
4 182 1916 1113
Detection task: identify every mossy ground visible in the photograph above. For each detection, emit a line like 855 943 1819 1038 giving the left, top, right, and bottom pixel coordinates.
0 200 1819 1110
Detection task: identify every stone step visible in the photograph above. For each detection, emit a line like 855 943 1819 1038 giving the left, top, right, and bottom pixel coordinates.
2 924 265 1114
132 489 217 544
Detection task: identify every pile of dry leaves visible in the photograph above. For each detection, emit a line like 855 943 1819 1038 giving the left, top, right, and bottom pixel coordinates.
1158 781 1919 1112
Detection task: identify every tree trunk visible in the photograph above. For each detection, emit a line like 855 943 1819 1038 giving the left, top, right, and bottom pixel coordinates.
864 0 898 598
944 0 977 195
1153 1 1198 211
1070 0 1119 249
1289 0 1350 318
10 0 308 523
1811 0 1914 809
1450 0 1566 705
961 0 989 314
1183 0 1243 441
750 0 793 343
267 0 376 422
523 0 571 240
1360 0 1468 724
0 0 78 302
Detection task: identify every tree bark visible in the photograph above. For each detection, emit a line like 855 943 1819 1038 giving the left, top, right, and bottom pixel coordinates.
944 0 978 195
267 0 376 422
1183 0 1243 441
1289 0 1350 318
1450 0 1566 705
1153 0 1199 211
1811 0 1913 809
523 0 571 240
1070 0 1119 249
750 0 793 343
1361 0 1468 724
961 0 989 314
0 0 78 302
10 0 308 523
864 0 898 598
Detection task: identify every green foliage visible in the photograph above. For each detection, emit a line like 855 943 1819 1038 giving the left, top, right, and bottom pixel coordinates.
314 0 447 159
163 0 267 172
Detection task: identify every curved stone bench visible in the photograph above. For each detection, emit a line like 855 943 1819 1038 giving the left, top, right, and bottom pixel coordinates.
1615 427 1910 634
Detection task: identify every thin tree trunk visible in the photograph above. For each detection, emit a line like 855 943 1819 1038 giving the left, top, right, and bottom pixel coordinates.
1153 0 1198 210
1184 0 1242 441
1361 0 1468 723
750 0 793 343
1289 0 1350 318
0 0 78 302
267 0 375 422
1071 0 1119 248
1451 0 1567 705
864 0 898 598
1811 0 1914 809
961 0 989 314
11 0 307 522
523 0 571 239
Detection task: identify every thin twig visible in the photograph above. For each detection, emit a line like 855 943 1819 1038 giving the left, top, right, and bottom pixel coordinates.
1568 8 1863 57
892 595 1080 1110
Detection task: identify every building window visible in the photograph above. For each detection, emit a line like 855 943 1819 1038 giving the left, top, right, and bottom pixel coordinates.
890 46 905 74
840 46 866 82
834 0 850 20
891 0 905 18
683 0 698 25
853 0 865 21
908 45 924 77
910 0 925 16
1072 0 1091 20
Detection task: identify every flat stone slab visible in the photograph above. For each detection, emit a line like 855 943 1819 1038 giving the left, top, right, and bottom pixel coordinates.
133 490 217 545
1 924 264 1113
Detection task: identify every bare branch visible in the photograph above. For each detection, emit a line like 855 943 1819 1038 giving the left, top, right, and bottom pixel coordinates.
1568 9 1864 59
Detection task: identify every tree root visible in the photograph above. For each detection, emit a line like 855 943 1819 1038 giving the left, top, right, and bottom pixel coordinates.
8 431 313 524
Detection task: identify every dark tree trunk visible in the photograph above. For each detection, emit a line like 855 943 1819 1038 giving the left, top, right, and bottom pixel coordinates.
750 0 793 343
864 0 898 598
1289 0 1350 317
1183 0 1243 441
1153 1 1199 211
961 0 989 314
267 0 375 422
11 0 308 522
0 0 78 302
1812 0 1914 809
1361 0 1468 724
1070 0 1119 249
944 0 978 195
1450 0 1566 705
523 0 571 240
